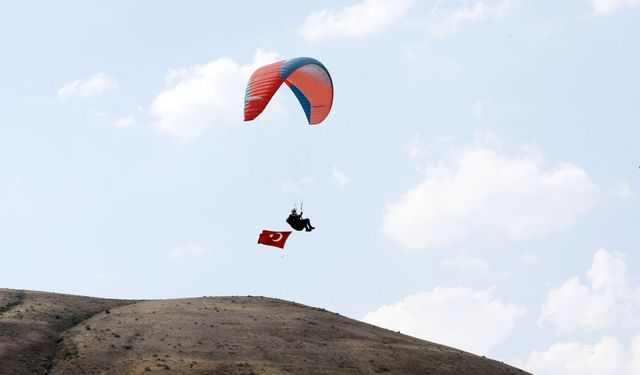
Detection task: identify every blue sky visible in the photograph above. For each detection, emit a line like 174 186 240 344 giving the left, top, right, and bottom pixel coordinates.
1 0 640 373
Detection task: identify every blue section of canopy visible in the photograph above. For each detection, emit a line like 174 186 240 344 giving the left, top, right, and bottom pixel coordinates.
280 57 331 82
288 84 311 123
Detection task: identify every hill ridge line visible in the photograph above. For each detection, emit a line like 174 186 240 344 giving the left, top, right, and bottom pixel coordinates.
0 290 25 315
1 289 531 375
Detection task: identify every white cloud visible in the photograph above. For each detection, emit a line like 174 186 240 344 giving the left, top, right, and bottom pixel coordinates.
521 251 539 265
471 97 494 118
57 72 118 98
95 271 116 281
298 0 413 42
279 176 314 195
441 254 491 274
407 134 428 160
526 334 640 375
113 115 136 128
539 276 613 332
407 134 454 164
428 0 515 38
615 181 634 199
363 287 525 355
592 0 640 15
631 334 640 374
539 249 640 333
166 242 208 262
94 269 127 282
149 50 278 142
12 176 24 187
383 135 600 249
332 166 350 189
299 0 517 43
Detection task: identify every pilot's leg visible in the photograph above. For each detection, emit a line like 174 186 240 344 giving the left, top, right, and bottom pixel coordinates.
302 219 314 231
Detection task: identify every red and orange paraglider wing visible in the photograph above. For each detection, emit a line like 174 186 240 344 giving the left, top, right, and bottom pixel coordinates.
244 57 333 125
243 60 285 123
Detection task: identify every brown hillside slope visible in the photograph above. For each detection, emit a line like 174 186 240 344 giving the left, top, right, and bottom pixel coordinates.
0 288 134 374
0 289 530 375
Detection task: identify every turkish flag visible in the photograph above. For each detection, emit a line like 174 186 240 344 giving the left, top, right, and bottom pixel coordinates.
258 230 292 249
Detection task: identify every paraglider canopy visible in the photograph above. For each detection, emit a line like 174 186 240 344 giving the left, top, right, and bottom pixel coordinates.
244 57 333 125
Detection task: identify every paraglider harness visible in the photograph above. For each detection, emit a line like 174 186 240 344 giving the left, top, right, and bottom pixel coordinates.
286 214 306 231
286 203 314 232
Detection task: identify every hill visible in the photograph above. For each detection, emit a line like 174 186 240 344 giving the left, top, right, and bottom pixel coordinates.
0 288 529 374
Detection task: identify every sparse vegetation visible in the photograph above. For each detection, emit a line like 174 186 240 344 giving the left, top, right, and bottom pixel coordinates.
0 289 529 375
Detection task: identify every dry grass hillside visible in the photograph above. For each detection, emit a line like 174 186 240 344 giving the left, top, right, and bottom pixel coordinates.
0 288 530 375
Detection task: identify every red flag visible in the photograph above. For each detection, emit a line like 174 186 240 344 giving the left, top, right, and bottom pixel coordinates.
258 230 292 249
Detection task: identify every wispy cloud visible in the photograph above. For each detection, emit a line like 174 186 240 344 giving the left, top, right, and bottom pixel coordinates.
332 166 350 189
442 254 492 274
471 96 494 118
428 0 515 38
298 0 414 42
94 270 125 281
406 134 454 162
407 134 428 160
299 0 516 43
57 72 118 98
279 177 314 195
166 242 208 262
521 251 539 265
113 115 137 128
592 0 640 15
614 181 634 199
